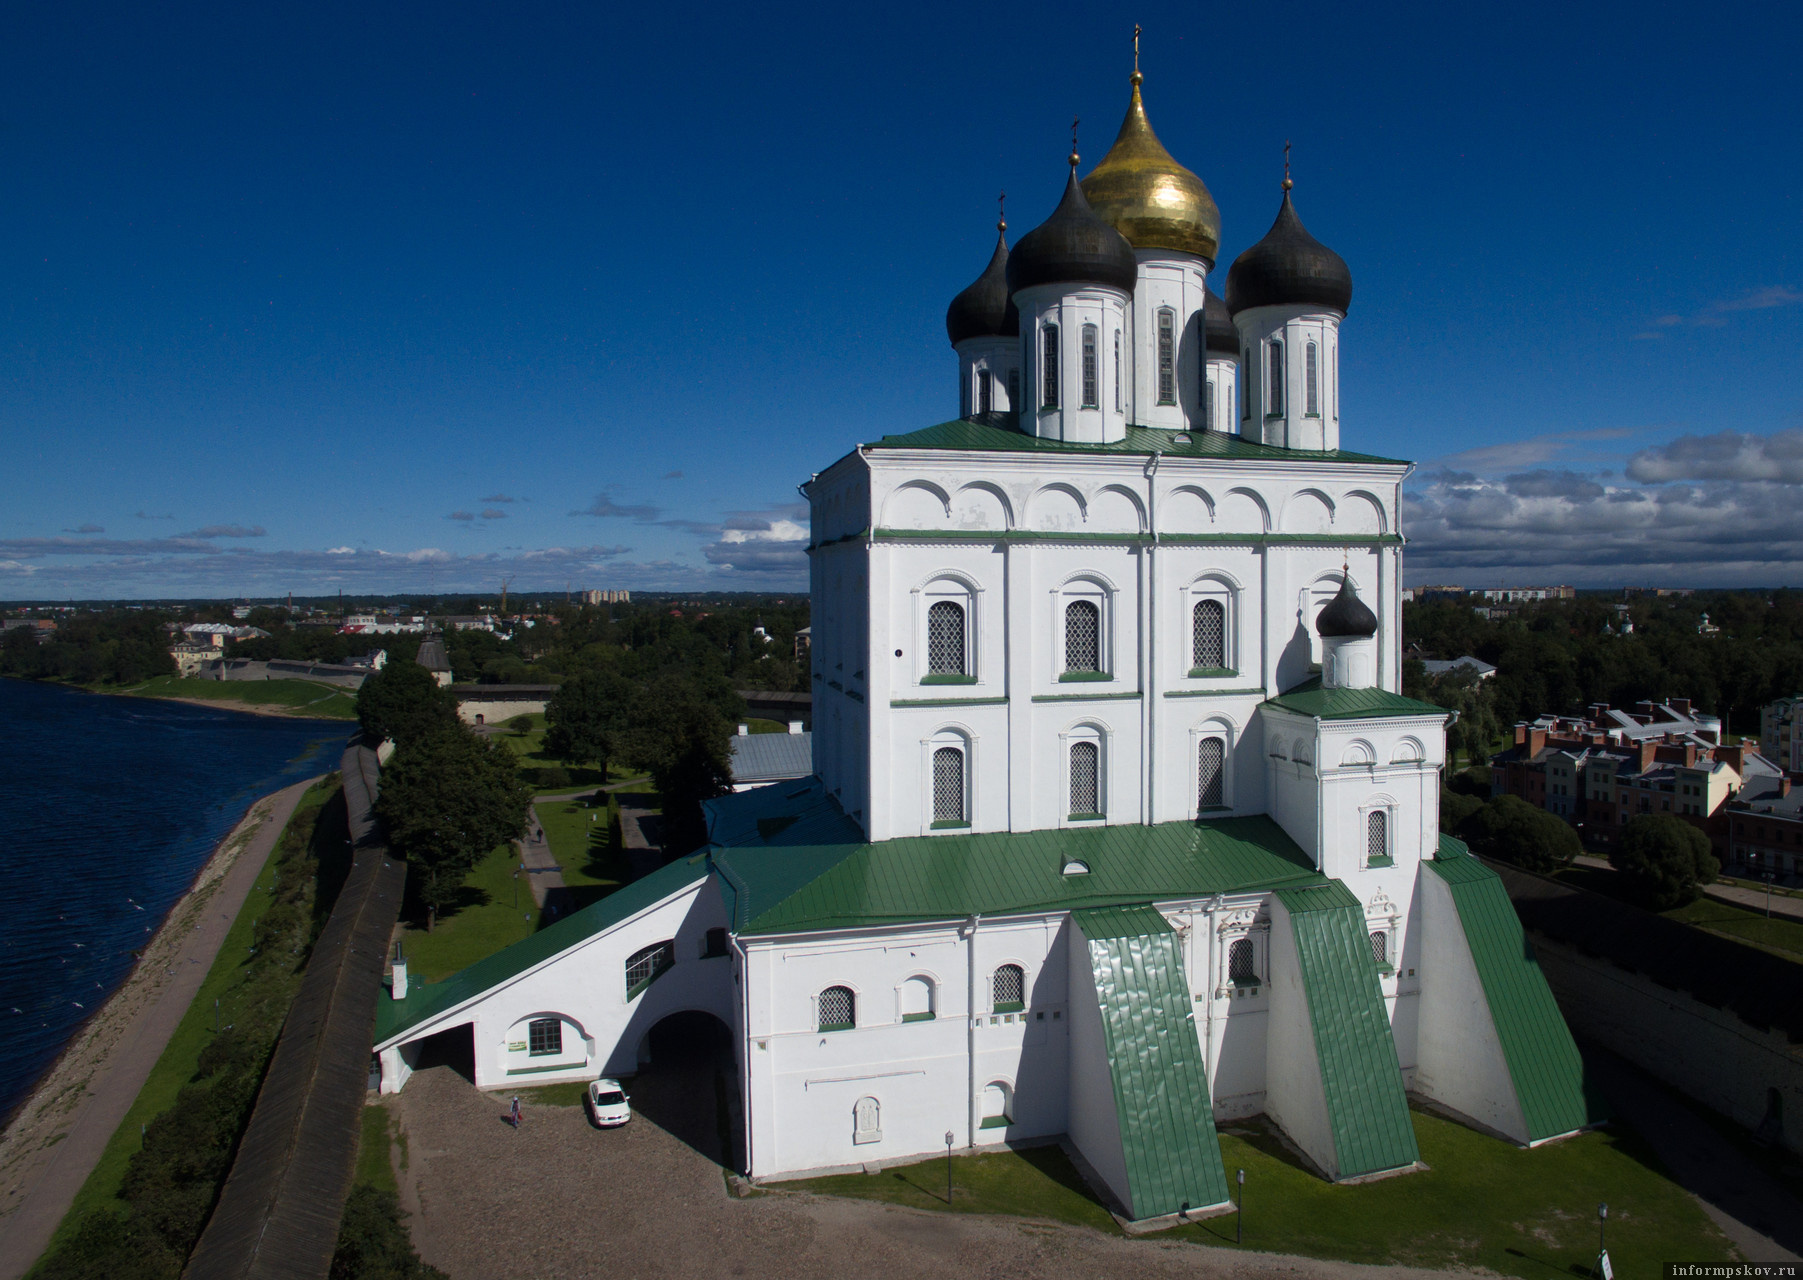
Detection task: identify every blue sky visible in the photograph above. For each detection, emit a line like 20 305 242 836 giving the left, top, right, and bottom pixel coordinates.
2 1 1799 598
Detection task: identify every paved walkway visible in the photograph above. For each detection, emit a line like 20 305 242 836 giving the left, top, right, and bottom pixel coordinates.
1572 854 1803 923
0 778 318 1280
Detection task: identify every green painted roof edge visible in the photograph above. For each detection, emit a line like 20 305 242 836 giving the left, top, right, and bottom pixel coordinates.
1437 833 1472 860
1274 882 1421 1178
1076 912 1230 1216
375 854 711 1046
1425 858 1607 1140
864 417 1410 467
1266 676 1449 722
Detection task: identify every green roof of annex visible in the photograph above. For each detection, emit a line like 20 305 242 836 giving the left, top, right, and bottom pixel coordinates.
864 416 1410 467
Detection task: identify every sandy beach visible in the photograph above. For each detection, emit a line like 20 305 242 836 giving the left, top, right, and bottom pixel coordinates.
146 692 354 721
0 777 319 1280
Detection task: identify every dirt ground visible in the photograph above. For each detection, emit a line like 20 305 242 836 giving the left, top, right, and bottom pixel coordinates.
385 1063 1472 1280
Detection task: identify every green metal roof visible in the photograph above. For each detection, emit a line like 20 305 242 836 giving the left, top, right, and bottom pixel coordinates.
1425 857 1606 1141
864 417 1408 466
1436 833 1472 860
712 813 1327 936
1074 905 1231 1217
374 854 712 1047
1274 881 1420 1179
1266 676 1448 722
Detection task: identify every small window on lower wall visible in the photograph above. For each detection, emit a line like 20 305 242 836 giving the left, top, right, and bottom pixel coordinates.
819 985 856 1031
527 1017 563 1057
980 1081 1013 1128
1369 930 1390 969
900 975 935 1022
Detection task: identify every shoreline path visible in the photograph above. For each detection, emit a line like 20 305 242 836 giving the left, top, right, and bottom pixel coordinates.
0 776 320 1280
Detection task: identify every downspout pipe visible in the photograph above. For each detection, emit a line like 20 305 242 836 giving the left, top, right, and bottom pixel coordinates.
964 913 980 1147
1143 452 1161 823
730 927 754 1176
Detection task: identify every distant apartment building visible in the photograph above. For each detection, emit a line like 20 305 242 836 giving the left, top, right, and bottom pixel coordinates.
340 614 429 635
1477 585 1576 603
2 618 57 643
1725 774 1803 881
1760 696 1803 772
580 589 631 604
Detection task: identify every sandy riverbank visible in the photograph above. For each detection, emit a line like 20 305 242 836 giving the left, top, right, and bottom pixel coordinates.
0 779 316 1274
141 693 351 721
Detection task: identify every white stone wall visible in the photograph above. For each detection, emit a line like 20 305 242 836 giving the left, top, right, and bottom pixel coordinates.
1126 250 1211 433
1204 353 1239 436
1233 304 1343 451
1262 898 1338 1177
955 336 1020 417
1014 283 1132 443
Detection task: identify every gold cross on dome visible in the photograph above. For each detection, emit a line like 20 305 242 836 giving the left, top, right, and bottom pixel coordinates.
1134 23 1141 73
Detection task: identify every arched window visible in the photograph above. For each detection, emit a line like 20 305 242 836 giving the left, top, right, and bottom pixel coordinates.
1113 330 1122 411
527 1017 563 1057
1157 308 1176 404
1041 323 1060 408
1198 737 1226 811
1267 339 1284 414
1305 341 1319 415
1007 368 1020 410
900 975 935 1022
853 1096 881 1144
1367 809 1388 864
979 369 993 415
992 964 1025 1012
624 940 674 999
1369 931 1388 967
933 746 965 824
1228 937 1258 986
927 600 966 676
981 1081 1013 1128
1081 324 1098 408
1202 376 1214 432
1064 600 1100 673
819 985 855 1031
1192 599 1226 670
1069 740 1100 816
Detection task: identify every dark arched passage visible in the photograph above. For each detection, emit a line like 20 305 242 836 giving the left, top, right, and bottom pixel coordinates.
630 1010 739 1170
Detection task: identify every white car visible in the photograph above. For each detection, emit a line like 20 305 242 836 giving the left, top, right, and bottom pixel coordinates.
587 1078 631 1127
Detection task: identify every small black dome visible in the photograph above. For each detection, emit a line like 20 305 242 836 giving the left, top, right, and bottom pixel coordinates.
1006 168 1138 296
945 228 1020 348
1316 577 1378 638
1203 287 1237 356
1225 189 1353 316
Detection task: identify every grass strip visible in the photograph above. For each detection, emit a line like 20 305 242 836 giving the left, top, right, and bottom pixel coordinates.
118 675 359 720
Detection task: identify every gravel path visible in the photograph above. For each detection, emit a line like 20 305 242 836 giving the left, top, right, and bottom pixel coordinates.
388 1065 1470 1280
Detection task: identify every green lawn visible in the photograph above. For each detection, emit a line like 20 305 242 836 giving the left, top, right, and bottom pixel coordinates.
493 712 644 790
534 796 629 892
1663 896 1803 960
746 717 787 734
398 841 538 983
788 1108 1738 1277
352 1106 400 1196
120 675 359 719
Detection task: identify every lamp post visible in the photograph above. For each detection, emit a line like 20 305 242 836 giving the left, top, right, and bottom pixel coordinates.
513 863 521 910
1764 870 1776 918
945 1130 955 1205
1236 1168 1245 1245
1597 1202 1610 1279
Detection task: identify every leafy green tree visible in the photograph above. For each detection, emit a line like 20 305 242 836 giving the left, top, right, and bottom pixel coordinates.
356 659 458 746
543 670 633 780
1439 787 1485 835
626 675 735 856
377 727 531 929
330 1186 449 1280
1611 814 1719 909
1467 794 1580 872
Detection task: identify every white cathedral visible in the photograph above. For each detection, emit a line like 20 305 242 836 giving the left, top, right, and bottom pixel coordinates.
374 66 1600 1223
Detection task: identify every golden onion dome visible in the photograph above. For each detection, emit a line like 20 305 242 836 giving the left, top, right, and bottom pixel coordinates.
1080 73 1221 264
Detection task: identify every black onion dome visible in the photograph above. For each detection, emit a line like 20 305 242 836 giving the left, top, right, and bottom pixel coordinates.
945 228 1020 347
1006 168 1138 296
1225 189 1353 316
1203 287 1237 356
1316 577 1378 638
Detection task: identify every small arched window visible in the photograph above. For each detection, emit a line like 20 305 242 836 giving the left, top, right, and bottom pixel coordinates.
1157 308 1176 404
853 1095 881 1144
527 1017 563 1057
927 600 966 676
1192 599 1226 671
1198 737 1226 811
933 746 966 824
978 369 993 415
1041 323 1060 408
1202 376 1215 432
1113 330 1122 411
1081 324 1098 408
981 1081 1013 1128
819 985 856 1031
1305 341 1319 415
1367 809 1388 864
900 975 935 1022
1228 937 1258 986
1064 600 1100 673
1267 339 1284 414
992 964 1025 1012
1369 931 1388 967
1069 740 1100 816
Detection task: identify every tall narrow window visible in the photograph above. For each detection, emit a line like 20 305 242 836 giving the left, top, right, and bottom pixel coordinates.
1192 599 1226 670
1064 600 1100 673
992 964 1025 1011
1267 339 1284 414
1008 368 1020 410
1240 348 1251 420
979 369 993 415
1198 737 1225 810
1228 937 1258 985
1203 377 1214 432
933 747 965 823
1157 309 1176 404
1041 323 1060 408
1369 932 1388 966
1113 331 1122 411
1367 809 1388 863
1069 740 1099 815
1081 324 1098 408
927 601 966 676
819 986 855 1031
1306 341 1319 415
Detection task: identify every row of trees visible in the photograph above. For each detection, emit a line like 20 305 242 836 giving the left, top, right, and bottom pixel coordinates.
1 612 175 685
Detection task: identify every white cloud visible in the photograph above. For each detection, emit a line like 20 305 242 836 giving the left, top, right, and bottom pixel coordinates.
1625 429 1803 484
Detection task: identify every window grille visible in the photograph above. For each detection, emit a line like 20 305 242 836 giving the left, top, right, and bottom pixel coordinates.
933 747 965 823
1306 341 1319 414
1081 324 1098 407
1042 324 1059 407
992 964 1024 1010
1268 340 1284 413
927 601 966 675
1198 737 1225 810
1228 937 1257 985
527 1017 562 1057
1369 931 1387 966
1367 809 1387 862
624 940 674 997
819 985 855 1030
1069 740 1099 815
853 1096 881 1143
1007 368 1020 410
1192 599 1226 669
1157 309 1176 404
979 369 993 415
1064 600 1100 672
1113 330 1122 411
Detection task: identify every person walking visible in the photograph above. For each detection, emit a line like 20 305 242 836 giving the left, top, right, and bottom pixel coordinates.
510 1095 522 1130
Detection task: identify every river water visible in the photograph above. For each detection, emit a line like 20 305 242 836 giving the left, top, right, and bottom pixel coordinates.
0 680 350 1122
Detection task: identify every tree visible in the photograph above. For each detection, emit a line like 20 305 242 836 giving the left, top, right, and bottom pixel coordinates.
356 659 458 746
1467 794 1580 872
376 727 531 929
543 670 633 781
1439 787 1485 835
625 675 735 856
1610 814 1719 910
